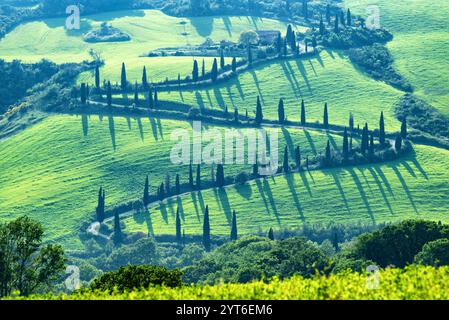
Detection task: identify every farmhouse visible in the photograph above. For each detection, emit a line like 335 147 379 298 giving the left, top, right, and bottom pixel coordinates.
256 30 281 45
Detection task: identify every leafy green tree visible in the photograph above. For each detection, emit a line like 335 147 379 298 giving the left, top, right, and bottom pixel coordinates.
143 176 150 206
95 65 100 88
278 98 285 123
120 62 127 91
0 217 65 297
379 111 386 145
301 100 306 125
203 205 211 251
323 102 329 128
230 210 238 241
142 66 148 88
283 146 290 173
176 207 182 243
414 239 449 267
255 96 263 125
192 60 199 82
352 220 449 268
90 265 182 293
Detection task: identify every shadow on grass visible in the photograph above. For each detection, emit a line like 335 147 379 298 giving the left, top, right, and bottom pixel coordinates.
348 168 375 223
285 174 305 221
108 115 116 150
367 167 394 215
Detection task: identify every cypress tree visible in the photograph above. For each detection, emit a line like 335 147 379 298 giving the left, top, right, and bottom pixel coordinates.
247 46 253 66
340 11 346 26
278 98 285 123
80 83 87 104
154 89 158 108
106 81 112 107
283 37 288 57
334 14 339 33
255 96 263 125
268 227 275 240
211 58 218 82
148 88 154 109
175 174 180 195
347 9 352 26
401 117 407 139
379 111 386 145
159 182 165 200
395 135 402 152
253 163 259 177
301 100 306 125
319 15 325 35
133 82 139 105
120 62 127 91
312 36 317 50
96 187 105 222
295 146 301 168
343 127 349 162
276 32 282 56
143 175 150 206
306 156 309 170
234 108 239 123
302 0 308 19
232 57 237 72
323 102 329 128
361 123 369 153
286 24 293 44
165 174 171 195
176 207 182 243
220 49 225 69
349 113 354 133
283 146 290 173
369 133 375 161
203 205 211 251
196 164 201 190
202 59 206 79
189 163 194 189
113 210 122 244
230 210 238 241
142 66 148 88
192 60 199 82
86 84 90 101
325 140 332 165
290 30 297 52
216 164 225 187
95 66 100 89
326 4 331 24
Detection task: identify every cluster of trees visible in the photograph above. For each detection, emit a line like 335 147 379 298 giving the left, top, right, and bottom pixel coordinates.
0 216 66 297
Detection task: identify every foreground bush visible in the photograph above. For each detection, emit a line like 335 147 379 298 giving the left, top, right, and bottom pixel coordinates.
12 266 449 300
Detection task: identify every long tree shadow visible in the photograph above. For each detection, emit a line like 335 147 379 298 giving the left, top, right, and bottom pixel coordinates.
213 87 225 110
225 85 236 110
249 70 265 104
299 170 313 197
216 188 232 224
189 16 214 37
374 166 395 198
411 156 429 180
359 169 374 195
326 132 338 150
149 117 159 141
303 129 317 155
137 117 144 141
295 59 313 94
126 116 132 130
144 207 154 236
156 118 164 139
222 16 233 37
262 178 280 224
195 91 205 110
281 128 295 158
236 182 253 199
330 170 351 214
197 191 206 215
391 164 418 214
348 168 375 223
108 115 116 151
159 202 169 224
280 60 299 99
235 77 245 100
285 174 305 221
191 191 201 222
367 167 394 215
255 179 271 215
286 60 303 97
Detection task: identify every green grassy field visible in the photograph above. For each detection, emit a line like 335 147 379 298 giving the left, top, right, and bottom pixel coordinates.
13 266 449 300
156 51 404 131
122 143 449 238
0 10 303 84
0 114 341 249
345 0 449 117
